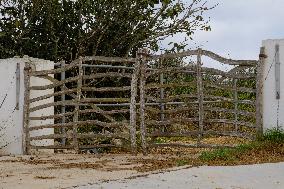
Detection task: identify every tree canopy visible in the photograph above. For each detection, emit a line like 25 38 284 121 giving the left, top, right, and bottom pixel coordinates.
0 0 214 61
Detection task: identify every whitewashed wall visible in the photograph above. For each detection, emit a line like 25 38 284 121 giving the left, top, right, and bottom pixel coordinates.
0 58 25 155
0 57 54 155
262 39 284 131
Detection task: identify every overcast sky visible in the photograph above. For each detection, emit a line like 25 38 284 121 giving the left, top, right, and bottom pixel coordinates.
183 0 284 61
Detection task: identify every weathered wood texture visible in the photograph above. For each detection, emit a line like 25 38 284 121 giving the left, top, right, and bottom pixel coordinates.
129 58 140 154
141 48 258 151
149 49 258 66
24 48 258 154
196 49 204 143
23 65 32 155
73 58 83 152
138 49 148 155
256 47 266 134
25 55 137 153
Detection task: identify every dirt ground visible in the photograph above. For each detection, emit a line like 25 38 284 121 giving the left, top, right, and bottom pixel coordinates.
0 137 250 189
0 151 197 189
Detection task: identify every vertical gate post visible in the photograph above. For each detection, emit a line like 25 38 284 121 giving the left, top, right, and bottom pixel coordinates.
129 55 140 154
159 62 165 131
73 58 83 152
256 47 266 135
233 79 239 131
61 61 66 145
196 48 204 144
138 49 148 155
23 64 32 155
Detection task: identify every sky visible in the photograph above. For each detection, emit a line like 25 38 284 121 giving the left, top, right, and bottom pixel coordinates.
168 0 284 63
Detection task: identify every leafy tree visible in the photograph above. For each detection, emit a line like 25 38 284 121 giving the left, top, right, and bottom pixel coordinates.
0 0 214 61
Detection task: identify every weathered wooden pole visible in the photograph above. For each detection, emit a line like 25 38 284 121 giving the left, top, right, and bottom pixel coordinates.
256 47 266 135
233 78 239 131
138 49 148 155
73 58 83 152
196 48 204 145
129 55 140 154
23 64 32 155
61 61 66 145
159 66 165 132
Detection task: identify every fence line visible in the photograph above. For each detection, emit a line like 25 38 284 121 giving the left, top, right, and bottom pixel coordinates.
23 49 260 155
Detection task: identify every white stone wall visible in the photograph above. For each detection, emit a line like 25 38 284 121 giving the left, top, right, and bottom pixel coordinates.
0 58 25 155
262 39 284 131
0 57 54 155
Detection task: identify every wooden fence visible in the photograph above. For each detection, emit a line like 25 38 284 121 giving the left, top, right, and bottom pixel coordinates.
23 48 261 155
138 49 260 155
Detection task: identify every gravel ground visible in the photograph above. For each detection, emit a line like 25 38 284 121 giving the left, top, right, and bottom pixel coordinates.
74 162 284 189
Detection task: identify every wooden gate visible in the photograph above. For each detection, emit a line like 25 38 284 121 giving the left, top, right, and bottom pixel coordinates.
138 49 261 154
23 56 139 154
23 49 262 155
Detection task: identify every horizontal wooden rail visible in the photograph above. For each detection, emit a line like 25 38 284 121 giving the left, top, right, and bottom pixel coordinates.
80 64 134 70
31 62 78 76
146 67 196 77
145 82 196 90
30 133 128 141
144 99 254 106
147 130 254 139
150 143 237 149
29 109 129 120
204 119 255 128
29 111 75 120
29 120 129 131
83 72 133 79
204 95 255 105
79 108 130 115
201 67 256 79
82 86 131 92
146 118 198 126
205 83 256 93
145 106 254 117
81 98 130 103
149 49 258 66
204 107 255 117
75 55 136 64
146 66 255 79
145 106 198 114
30 76 79 90
29 100 78 112
146 94 197 103
30 144 119 150
29 89 77 103
30 98 130 112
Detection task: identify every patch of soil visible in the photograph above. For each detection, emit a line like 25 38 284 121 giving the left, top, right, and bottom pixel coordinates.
202 136 249 146
202 143 284 166
34 176 56 180
52 162 104 169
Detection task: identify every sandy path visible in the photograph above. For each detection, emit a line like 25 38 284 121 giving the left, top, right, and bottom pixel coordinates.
0 151 196 189
0 154 142 189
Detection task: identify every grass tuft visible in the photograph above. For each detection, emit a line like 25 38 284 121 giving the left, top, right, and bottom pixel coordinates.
175 159 189 166
199 128 284 163
260 128 284 143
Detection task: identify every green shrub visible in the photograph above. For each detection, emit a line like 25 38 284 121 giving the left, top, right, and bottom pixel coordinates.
199 128 284 162
260 128 284 143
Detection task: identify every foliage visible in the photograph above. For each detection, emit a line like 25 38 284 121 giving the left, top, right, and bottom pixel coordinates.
0 0 214 61
199 128 284 162
175 159 189 166
260 128 284 143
